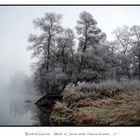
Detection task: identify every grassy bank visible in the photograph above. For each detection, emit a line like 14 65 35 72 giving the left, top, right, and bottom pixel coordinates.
50 80 140 126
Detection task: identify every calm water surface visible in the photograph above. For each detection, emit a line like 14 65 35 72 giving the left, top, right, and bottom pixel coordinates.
0 89 51 126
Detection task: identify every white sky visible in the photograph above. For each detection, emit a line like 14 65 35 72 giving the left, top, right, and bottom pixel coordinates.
1 6 140 85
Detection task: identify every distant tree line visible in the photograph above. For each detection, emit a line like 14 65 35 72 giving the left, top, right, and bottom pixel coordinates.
28 11 140 96
8 71 35 94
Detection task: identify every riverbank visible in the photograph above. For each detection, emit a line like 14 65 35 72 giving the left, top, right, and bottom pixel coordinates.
50 80 140 126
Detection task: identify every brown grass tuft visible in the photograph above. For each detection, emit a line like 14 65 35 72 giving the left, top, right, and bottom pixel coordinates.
62 89 73 102
53 101 67 112
94 87 124 98
110 106 140 125
75 110 95 125
76 99 93 107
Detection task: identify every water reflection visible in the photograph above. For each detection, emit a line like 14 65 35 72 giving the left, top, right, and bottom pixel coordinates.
0 92 32 125
8 94 43 125
0 89 52 126
10 101 32 118
35 106 52 126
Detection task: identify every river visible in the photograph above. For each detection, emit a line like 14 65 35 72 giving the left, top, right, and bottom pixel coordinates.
0 88 51 126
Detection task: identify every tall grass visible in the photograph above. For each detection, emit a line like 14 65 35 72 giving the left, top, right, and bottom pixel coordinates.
51 79 140 126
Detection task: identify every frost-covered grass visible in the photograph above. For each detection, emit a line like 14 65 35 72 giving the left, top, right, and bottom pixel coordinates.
96 79 140 90
51 79 140 126
76 79 140 91
62 79 140 103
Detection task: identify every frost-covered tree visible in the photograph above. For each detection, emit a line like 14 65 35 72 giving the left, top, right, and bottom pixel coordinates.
28 12 63 71
76 11 106 82
45 28 76 94
113 26 132 79
112 25 140 80
28 13 76 95
28 11 140 98
130 25 140 80
56 28 75 73
28 12 63 95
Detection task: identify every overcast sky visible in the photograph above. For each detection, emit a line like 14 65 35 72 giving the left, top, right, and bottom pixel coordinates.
1 6 140 86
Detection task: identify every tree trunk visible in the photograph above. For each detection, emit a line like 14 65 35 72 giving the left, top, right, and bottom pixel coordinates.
47 35 51 71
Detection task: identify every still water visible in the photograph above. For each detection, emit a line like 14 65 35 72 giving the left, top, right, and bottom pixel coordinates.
0 89 51 126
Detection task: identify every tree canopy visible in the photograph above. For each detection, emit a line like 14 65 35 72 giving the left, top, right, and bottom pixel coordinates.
28 11 140 96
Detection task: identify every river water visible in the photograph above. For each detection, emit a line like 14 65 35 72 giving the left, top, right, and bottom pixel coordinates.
0 88 51 126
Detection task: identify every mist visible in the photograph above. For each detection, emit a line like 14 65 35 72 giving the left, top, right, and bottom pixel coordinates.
0 70 40 125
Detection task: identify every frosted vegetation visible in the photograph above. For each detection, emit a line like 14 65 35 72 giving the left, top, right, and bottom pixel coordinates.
28 11 140 97
62 79 140 103
26 11 140 125
51 80 140 125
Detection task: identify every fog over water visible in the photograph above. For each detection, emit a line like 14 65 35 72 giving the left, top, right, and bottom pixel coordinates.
0 91 34 125
0 70 51 125
0 76 40 125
